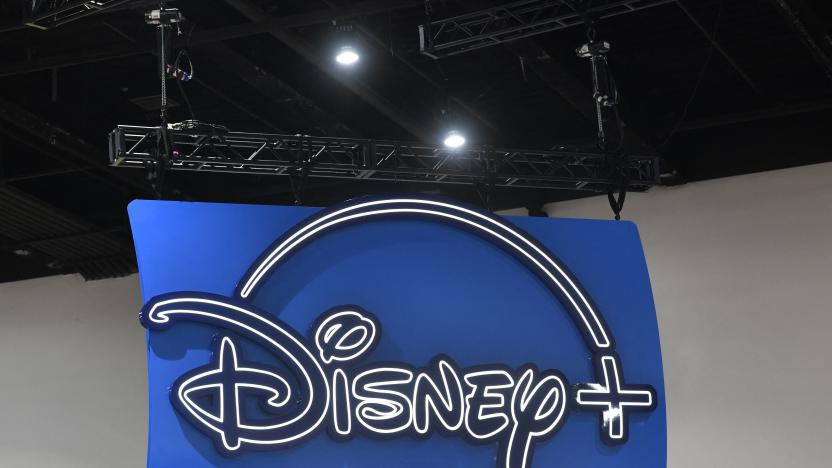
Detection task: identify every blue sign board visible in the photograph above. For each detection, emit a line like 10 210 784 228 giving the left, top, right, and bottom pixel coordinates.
129 195 665 467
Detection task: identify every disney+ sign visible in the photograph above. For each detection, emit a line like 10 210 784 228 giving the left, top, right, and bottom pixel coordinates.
131 196 666 467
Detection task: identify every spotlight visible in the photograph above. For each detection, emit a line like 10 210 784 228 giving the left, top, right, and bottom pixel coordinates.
443 131 466 149
12 248 32 257
335 46 359 65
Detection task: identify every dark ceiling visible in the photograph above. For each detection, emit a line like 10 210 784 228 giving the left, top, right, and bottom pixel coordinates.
0 0 831 283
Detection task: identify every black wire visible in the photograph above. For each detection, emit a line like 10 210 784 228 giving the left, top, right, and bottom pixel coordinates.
176 78 196 120
602 57 626 152
171 49 196 120
184 22 196 48
172 49 194 80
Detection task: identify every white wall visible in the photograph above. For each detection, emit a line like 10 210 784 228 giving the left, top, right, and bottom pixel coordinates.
0 274 146 468
0 162 830 467
544 162 832 467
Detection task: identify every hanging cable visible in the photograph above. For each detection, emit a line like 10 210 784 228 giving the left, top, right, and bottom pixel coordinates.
575 2 628 220
172 49 196 120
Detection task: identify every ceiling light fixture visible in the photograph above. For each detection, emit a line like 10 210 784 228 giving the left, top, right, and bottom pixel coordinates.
335 46 359 65
443 130 466 149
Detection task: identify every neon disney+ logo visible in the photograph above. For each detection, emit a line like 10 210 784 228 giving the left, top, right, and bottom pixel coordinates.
139 196 657 468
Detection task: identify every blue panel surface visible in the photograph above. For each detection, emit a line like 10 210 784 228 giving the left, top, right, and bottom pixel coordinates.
129 196 665 467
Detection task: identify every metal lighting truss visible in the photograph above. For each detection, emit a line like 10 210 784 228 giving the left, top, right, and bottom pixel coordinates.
108 125 660 192
419 0 674 58
24 0 131 30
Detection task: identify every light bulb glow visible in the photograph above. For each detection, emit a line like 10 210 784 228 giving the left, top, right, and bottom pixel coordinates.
335 47 359 65
443 131 466 149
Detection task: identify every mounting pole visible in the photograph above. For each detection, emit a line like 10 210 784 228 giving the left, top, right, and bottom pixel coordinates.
577 31 627 220
144 3 184 198
576 40 616 150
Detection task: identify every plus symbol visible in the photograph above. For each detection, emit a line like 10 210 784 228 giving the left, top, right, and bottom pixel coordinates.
575 354 656 444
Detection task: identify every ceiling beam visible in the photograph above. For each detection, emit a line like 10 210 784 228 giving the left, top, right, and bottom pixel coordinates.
438 0 666 153
355 23 499 133
0 42 145 78
98 20 289 134
453 0 600 122
504 40 598 122
0 97 151 196
191 76 285 132
0 185 135 280
504 28 651 150
317 0 498 133
2 166 93 183
194 42 356 136
194 0 423 44
675 1 758 93
676 98 832 132
222 0 434 141
770 0 832 83
0 226 126 251
0 0 423 78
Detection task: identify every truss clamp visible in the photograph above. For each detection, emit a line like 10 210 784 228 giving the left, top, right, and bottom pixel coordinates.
145 7 183 26
576 41 616 108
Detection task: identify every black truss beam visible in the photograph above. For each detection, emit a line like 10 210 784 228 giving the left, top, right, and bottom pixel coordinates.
23 0 132 30
419 0 674 59
444 0 655 151
108 125 660 192
0 226 126 251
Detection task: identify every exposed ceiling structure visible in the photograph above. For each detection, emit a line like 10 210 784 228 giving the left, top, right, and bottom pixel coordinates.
0 0 830 283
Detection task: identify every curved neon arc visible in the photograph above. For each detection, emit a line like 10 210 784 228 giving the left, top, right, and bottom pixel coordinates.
236 197 612 350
